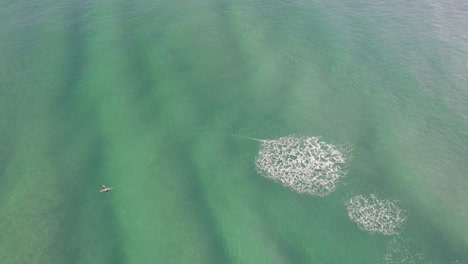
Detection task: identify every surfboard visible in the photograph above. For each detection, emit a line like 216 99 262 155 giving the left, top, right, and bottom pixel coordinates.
99 187 113 193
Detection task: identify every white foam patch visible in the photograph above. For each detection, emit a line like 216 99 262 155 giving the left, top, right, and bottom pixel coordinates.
346 194 406 235
254 135 349 197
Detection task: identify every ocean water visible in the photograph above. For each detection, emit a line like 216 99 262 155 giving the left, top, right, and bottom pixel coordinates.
0 0 467 263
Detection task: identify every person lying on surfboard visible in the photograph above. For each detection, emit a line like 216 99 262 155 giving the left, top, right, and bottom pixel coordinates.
100 185 113 193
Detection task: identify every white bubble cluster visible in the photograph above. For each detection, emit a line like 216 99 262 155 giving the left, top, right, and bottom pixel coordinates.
254 135 349 197
346 194 406 235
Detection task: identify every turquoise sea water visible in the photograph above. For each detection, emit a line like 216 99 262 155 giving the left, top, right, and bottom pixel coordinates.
1 0 467 263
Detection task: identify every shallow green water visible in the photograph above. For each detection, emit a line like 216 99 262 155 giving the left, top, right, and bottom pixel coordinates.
1 0 467 263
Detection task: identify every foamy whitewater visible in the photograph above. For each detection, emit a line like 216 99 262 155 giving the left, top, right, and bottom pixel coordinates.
346 194 406 236
255 135 350 197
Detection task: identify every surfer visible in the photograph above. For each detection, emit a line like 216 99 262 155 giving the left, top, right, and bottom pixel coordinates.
100 185 112 193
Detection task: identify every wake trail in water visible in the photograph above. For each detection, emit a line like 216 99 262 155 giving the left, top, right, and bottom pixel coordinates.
201 132 264 142
205 132 352 196
21 132 351 219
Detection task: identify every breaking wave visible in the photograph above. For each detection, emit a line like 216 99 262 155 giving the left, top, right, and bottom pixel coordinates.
346 194 406 235
254 135 350 197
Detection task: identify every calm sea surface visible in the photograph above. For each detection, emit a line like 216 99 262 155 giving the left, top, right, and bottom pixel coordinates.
1 0 467 263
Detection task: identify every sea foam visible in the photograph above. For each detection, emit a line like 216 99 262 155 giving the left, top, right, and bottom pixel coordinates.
346 194 406 235
255 135 349 196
